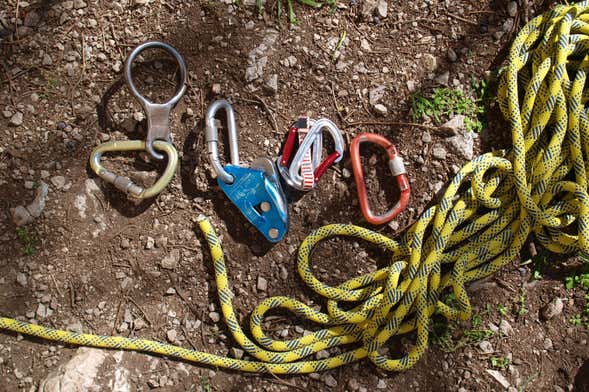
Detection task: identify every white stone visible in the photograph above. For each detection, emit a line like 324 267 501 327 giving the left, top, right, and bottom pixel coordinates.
38 348 107 392
9 112 23 126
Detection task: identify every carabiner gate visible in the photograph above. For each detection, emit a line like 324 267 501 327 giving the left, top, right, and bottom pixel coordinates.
277 117 345 191
350 133 410 225
205 100 289 242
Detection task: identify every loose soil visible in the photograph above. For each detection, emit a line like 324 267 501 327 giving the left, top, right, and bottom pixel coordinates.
1 0 588 391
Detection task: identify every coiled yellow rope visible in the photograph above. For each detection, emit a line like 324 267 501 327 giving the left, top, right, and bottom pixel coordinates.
2 2 589 374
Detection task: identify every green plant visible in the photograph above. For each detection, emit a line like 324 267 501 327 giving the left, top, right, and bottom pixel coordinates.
490 356 510 369
430 305 494 353
256 0 331 24
411 87 486 132
15 227 37 256
472 313 482 328
39 78 59 100
517 287 528 316
496 304 508 316
200 376 212 392
565 253 589 327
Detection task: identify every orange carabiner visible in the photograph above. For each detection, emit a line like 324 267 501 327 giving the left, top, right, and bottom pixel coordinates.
350 133 410 225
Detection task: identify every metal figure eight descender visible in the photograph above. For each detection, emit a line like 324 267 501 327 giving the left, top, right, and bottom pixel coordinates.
89 41 186 199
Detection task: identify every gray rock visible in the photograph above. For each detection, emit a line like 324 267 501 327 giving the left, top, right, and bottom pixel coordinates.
499 319 514 336
211 83 222 95
493 31 505 41
9 112 23 126
348 378 360 391
73 0 87 9
160 249 180 269
486 369 511 389
38 348 107 392
167 329 177 343
361 39 371 52
444 115 474 160
145 236 155 250
373 104 388 116
42 54 53 66
435 71 450 86
376 0 387 18
361 0 378 17
423 54 437 72
432 145 447 160
245 29 278 82
316 350 329 359
369 85 386 105
406 80 417 92
24 11 41 27
503 18 515 32
542 298 564 320
447 48 458 62
51 176 66 189
478 340 493 354
279 266 288 280
543 337 553 350
447 132 474 160
230 347 244 359
209 312 220 323
257 276 268 291
507 1 518 17
67 320 84 333
431 181 444 193
376 379 387 389
264 74 278 95
422 131 432 143
324 374 338 388
37 303 52 318
16 272 28 287
11 182 49 226
441 115 465 135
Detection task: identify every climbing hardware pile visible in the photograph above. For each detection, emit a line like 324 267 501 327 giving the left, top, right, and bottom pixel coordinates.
2 1 589 374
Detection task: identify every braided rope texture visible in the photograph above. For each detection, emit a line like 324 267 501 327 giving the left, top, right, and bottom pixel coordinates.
2 2 589 373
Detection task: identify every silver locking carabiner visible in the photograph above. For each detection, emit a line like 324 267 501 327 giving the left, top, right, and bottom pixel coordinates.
125 41 187 160
205 99 240 184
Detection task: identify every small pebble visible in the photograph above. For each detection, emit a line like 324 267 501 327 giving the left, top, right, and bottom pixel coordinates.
542 298 564 320
373 104 388 116
447 48 458 62
324 374 337 388
9 112 24 127
257 276 268 291
507 1 518 17
120 238 130 249
167 329 177 342
209 312 220 323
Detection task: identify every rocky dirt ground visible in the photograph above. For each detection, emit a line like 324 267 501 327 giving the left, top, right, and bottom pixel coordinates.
1 0 589 391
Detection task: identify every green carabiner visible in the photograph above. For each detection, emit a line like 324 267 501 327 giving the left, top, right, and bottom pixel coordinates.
89 140 178 199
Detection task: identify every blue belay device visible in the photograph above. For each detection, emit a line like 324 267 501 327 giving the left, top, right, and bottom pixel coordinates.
218 165 288 242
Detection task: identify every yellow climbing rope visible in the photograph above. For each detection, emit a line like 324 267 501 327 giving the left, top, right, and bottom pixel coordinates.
2 2 589 374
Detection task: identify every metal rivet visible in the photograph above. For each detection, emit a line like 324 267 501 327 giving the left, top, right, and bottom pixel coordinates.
260 202 271 212
268 228 279 239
